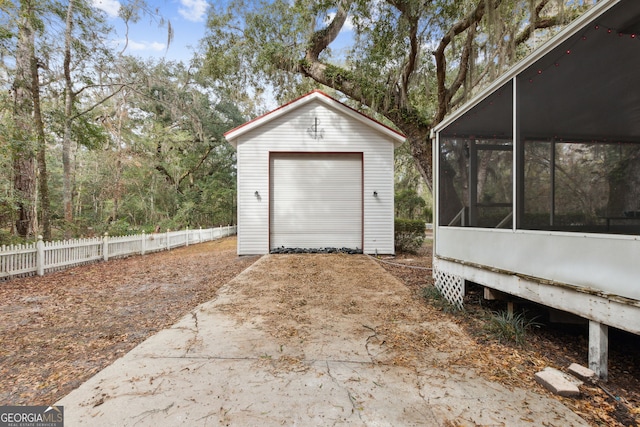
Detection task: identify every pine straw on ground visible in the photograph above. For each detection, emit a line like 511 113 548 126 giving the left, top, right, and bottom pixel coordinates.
375 237 639 427
0 235 637 426
214 253 468 371
0 237 259 406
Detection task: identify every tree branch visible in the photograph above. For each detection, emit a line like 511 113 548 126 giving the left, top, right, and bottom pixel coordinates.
434 0 500 122
155 164 176 187
72 84 128 120
307 0 352 61
177 144 215 187
515 0 558 45
450 46 498 109
403 20 418 99
446 24 477 113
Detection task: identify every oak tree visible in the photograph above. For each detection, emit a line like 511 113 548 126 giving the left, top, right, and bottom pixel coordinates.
203 0 593 190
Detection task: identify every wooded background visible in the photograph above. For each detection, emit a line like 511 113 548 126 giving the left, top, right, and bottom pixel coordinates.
0 0 594 244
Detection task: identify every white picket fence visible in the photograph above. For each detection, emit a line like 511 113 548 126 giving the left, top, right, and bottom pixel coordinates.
0 226 237 281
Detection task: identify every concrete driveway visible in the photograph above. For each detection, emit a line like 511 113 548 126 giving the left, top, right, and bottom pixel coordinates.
57 254 588 426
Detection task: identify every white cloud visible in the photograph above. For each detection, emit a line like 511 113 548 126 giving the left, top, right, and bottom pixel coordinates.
178 0 208 22
92 0 121 18
127 40 166 52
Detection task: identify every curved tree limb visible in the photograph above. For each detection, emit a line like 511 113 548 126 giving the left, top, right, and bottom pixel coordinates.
307 0 352 61
515 0 561 45
434 0 503 123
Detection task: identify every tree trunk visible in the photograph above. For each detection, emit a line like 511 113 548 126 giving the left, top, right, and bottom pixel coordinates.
62 0 76 237
13 156 37 238
12 0 38 239
401 125 433 193
32 33 51 240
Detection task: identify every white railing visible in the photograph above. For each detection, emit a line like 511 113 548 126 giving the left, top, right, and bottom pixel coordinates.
0 226 237 281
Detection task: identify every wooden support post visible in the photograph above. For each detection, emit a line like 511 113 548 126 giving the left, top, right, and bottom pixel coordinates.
507 301 515 317
484 287 509 301
589 321 608 380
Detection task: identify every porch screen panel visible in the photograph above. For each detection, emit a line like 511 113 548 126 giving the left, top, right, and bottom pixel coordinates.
522 140 640 235
438 138 513 228
437 80 513 229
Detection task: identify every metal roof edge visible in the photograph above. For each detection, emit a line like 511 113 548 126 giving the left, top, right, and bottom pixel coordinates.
433 0 621 133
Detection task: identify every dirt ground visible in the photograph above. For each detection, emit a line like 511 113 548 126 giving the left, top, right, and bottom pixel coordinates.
378 240 640 427
0 238 259 406
0 236 638 426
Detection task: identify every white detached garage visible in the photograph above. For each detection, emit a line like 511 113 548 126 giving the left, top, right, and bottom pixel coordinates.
224 90 406 255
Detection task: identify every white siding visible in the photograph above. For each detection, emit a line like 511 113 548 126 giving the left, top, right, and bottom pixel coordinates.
270 153 362 249
436 227 640 301
234 99 396 255
435 257 640 336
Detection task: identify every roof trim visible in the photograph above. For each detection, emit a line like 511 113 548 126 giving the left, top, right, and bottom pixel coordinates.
224 89 406 148
433 0 621 133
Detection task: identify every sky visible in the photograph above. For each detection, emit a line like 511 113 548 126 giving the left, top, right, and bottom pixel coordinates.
91 0 210 63
90 0 355 111
91 0 356 64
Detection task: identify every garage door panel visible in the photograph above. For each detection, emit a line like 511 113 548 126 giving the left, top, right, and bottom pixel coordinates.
270 153 362 249
273 233 361 249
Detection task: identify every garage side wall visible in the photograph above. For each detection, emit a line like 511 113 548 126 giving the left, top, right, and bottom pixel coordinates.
235 101 396 255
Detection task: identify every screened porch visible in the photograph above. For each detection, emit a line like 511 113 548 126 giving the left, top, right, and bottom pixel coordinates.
437 0 640 236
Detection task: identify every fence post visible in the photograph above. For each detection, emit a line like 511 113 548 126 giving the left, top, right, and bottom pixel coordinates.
36 235 44 276
141 231 146 255
166 229 170 251
103 233 109 261
186 227 189 247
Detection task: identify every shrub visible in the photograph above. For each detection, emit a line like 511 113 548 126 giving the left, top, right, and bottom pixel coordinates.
107 219 133 237
0 229 26 246
394 218 425 253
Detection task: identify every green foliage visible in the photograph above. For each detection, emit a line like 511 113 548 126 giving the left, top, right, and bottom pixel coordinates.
394 142 432 220
394 218 425 253
107 219 133 237
0 1 250 241
484 311 541 346
0 229 25 246
395 188 427 221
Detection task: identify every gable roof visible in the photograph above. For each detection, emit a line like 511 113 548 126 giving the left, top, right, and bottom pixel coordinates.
434 0 640 141
224 90 406 148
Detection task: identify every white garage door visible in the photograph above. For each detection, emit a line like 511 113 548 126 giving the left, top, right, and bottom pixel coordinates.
270 153 362 250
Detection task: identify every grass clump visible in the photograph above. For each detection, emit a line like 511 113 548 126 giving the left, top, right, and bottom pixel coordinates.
484 310 541 346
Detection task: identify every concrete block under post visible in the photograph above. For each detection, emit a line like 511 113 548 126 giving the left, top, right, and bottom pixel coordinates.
589 321 608 381
568 363 596 382
534 367 581 397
